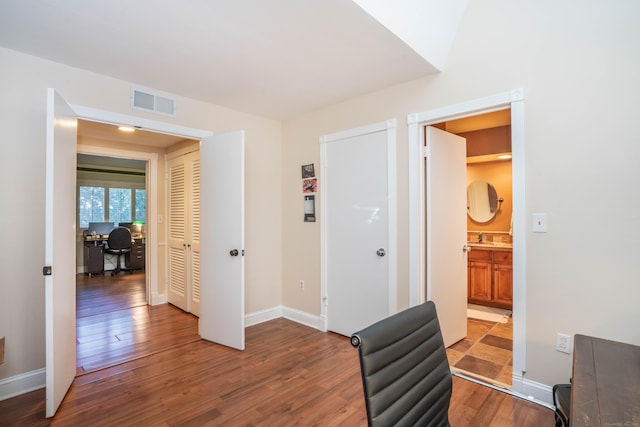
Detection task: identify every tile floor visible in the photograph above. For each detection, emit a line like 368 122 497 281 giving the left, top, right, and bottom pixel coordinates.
446 315 513 387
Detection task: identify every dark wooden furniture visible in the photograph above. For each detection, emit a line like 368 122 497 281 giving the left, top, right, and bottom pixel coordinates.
571 334 640 426
83 241 104 276
125 240 145 270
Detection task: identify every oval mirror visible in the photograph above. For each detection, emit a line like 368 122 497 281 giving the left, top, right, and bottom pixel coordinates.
467 180 499 223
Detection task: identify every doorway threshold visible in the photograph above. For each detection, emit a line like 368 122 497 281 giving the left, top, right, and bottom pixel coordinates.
451 368 555 410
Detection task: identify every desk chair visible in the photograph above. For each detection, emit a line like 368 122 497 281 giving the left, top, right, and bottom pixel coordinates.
351 301 452 427
105 226 133 276
553 383 571 427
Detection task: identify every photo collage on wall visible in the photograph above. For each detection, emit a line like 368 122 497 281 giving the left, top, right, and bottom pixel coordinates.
301 164 316 222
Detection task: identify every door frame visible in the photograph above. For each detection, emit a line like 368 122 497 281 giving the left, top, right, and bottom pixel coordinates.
72 104 213 305
320 119 398 332
407 89 527 390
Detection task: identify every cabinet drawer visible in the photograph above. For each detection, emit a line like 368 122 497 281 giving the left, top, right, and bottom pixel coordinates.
493 252 512 263
468 250 491 261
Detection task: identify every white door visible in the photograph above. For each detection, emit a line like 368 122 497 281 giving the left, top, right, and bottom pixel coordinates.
199 131 245 350
44 88 77 417
167 156 188 311
323 121 396 336
425 126 467 347
167 152 202 315
189 156 202 316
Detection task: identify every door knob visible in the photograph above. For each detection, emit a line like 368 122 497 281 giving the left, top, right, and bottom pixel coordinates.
376 248 386 257
462 245 472 253
229 249 239 257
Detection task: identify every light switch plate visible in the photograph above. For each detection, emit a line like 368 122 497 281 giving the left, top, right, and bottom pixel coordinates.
532 213 547 233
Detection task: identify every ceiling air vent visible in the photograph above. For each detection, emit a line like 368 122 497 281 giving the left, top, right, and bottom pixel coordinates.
131 88 176 117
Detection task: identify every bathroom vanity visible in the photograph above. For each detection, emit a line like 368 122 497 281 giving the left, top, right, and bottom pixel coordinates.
467 244 512 310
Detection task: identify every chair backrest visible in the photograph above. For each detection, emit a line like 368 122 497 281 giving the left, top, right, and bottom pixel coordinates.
107 226 132 250
351 301 452 427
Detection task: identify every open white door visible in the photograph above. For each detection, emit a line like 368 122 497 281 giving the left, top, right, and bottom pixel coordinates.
425 126 467 347
199 131 245 350
44 88 77 417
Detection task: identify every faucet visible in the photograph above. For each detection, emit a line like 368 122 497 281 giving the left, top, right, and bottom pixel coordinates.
477 232 483 243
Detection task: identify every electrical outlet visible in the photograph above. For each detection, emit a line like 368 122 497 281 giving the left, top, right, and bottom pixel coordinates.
556 333 572 354
299 280 305 291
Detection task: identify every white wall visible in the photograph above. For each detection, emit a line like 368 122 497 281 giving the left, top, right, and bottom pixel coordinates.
2 0 640 399
282 0 640 387
0 46 283 385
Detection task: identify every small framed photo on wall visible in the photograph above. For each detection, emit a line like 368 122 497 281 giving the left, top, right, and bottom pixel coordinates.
303 178 317 193
301 163 315 178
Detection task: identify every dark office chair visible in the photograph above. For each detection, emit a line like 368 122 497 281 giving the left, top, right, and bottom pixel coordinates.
553 383 571 427
105 226 133 276
351 301 453 427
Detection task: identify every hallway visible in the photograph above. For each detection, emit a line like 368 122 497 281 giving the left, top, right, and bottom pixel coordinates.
75 271 200 375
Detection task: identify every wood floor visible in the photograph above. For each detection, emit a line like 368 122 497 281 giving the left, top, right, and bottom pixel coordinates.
0 273 554 426
76 271 201 375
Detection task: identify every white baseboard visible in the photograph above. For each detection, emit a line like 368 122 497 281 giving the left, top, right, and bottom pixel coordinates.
150 292 167 305
281 306 325 331
512 373 554 407
0 368 45 402
244 305 325 332
245 306 283 327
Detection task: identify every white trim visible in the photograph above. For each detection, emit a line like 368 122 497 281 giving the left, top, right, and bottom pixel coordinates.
71 104 211 140
407 88 527 379
453 371 555 409
320 119 398 332
245 306 283 327
513 374 556 406
281 307 326 331
0 369 45 401
77 144 160 304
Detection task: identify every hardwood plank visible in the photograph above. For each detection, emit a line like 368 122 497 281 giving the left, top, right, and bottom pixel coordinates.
0 272 554 425
0 318 554 426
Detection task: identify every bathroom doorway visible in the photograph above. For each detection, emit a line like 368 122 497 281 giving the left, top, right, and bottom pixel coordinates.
407 89 526 392
431 110 514 387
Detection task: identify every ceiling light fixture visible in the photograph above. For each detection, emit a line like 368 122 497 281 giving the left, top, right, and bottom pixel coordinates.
118 126 135 132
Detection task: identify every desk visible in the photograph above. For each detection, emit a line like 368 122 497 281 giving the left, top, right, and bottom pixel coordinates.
571 334 640 426
83 237 145 275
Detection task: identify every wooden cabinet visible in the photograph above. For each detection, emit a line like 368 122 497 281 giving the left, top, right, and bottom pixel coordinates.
84 244 104 276
468 249 512 310
125 240 145 270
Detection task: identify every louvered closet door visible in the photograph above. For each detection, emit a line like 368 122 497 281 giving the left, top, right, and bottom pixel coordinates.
168 156 188 311
189 156 202 316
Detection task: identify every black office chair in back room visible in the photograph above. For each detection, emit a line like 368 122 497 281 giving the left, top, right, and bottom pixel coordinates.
351 301 453 427
105 226 133 276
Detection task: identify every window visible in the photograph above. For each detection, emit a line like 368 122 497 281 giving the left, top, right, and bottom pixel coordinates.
109 188 133 224
135 189 146 223
79 186 105 227
78 185 146 228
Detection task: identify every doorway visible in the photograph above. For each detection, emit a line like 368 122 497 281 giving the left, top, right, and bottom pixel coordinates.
75 121 191 374
408 88 526 393
431 111 514 386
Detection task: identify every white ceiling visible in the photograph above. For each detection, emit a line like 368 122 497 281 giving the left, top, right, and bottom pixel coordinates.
0 0 467 120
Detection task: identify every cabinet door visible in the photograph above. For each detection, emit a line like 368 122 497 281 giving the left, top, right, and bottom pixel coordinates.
189 156 201 316
167 156 188 311
493 262 513 309
468 260 492 303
